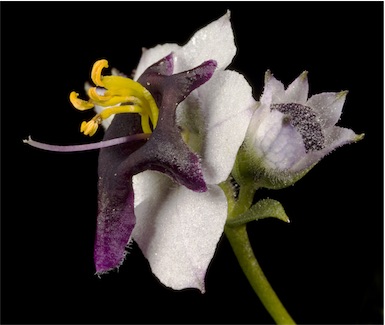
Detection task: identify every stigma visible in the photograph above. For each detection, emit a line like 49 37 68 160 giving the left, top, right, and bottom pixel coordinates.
69 59 159 136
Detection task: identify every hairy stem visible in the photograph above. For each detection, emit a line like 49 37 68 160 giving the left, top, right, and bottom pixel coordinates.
225 225 295 324
224 179 295 324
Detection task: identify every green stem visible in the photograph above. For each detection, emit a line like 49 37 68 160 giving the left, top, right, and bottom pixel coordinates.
225 225 295 325
224 179 295 325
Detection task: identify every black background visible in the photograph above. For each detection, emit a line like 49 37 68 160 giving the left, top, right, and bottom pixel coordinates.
1 1 383 324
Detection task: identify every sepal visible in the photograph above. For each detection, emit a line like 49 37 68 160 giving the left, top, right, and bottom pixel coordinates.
232 144 314 190
226 198 289 227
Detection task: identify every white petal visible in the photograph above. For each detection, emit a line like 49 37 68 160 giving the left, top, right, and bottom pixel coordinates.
261 71 285 105
292 126 359 172
251 108 306 171
245 102 270 148
247 104 280 154
323 126 360 151
134 44 180 80
177 10 236 72
132 169 166 208
134 11 236 79
306 92 347 128
132 171 228 292
284 71 309 104
178 70 255 185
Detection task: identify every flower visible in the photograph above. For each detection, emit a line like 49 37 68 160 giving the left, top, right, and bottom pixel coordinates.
234 70 364 189
93 55 218 278
66 11 255 292
130 12 256 292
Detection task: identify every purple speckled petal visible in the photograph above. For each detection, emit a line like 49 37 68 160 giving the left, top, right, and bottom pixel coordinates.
142 52 174 76
94 180 136 273
94 56 217 273
95 114 145 273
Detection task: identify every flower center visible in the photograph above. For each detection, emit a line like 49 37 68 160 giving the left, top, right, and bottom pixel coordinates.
270 103 325 152
70 59 159 136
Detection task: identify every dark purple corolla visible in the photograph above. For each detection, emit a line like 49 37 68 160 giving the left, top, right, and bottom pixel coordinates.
94 54 217 273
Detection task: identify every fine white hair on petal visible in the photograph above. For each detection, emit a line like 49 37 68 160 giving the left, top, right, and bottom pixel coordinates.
132 166 170 208
134 10 236 79
176 10 236 72
196 70 256 185
291 126 358 173
134 43 180 80
260 71 285 105
263 120 307 171
247 107 307 171
323 126 359 148
284 71 309 104
306 92 347 129
132 170 228 293
104 11 238 130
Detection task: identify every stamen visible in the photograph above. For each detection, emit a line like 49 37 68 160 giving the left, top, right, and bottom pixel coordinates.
140 113 152 134
72 58 160 136
80 105 144 136
88 87 112 102
70 92 94 110
101 76 159 127
23 134 150 152
81 119 100 136
91 59 109 87
88 87 144 108
142 88 159 129
99 105 143 119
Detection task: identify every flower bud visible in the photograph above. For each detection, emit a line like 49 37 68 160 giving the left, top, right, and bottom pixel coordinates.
233 71 363 189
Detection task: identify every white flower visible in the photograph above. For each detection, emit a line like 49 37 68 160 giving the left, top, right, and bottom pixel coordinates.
125 12 256 292
242 70 363 188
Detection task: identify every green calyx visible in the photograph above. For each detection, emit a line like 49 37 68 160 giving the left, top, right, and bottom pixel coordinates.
232 144 314 190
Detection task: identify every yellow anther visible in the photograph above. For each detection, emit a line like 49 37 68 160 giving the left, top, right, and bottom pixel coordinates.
80 105 144 136
88 87 112 102
91 59 109 87
70 91 94 111
88 87 144 108
80 120 99 136
72 59 160 137
97 75 159 128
